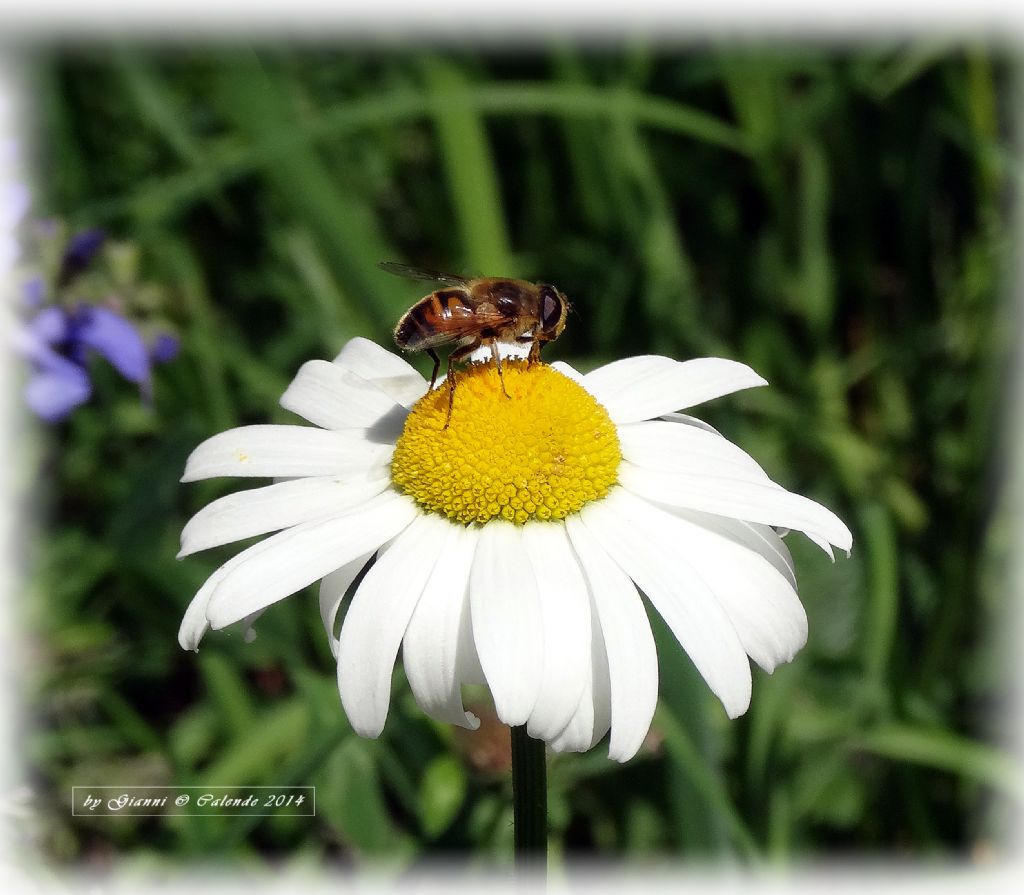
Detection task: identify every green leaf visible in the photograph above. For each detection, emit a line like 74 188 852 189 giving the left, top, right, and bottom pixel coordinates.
201 699 310 785
418 754 468 839
850 725 1024 799
317 738 397 856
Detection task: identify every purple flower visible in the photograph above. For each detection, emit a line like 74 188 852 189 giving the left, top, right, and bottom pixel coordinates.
23 346 92 423
22 276 46 309
12 220 180 423
57 228 106 288
150 332 181 364
19 304 155 422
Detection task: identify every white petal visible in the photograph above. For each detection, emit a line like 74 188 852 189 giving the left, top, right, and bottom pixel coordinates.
319 551 375 657
668 511 797 590
178 476 389 558
618 420 774 482
580 489 752 719
548 588 611 755
241 610 263 643
659 411 723 436
280 360 409 435
455 598 485 686
334 336 421 379
521 524 591 742
334 337 428 408
581 355 768 424
179 521 326 651
549 360 584 384
806 533 836 561
629 419 845 560
565 515 658 762
204 491 418 630
403 525 481 730
181 425 393 482
469 521 544 727
178 548 253 650
645 503 808 672
336 513 450 737
618 461 852 553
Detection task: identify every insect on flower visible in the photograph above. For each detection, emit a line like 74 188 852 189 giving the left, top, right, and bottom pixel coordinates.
384 261 571 425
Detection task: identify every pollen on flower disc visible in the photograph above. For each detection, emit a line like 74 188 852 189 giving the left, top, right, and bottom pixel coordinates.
390 361 621 524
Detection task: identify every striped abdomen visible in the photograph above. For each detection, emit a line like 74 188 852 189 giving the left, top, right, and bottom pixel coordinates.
393 288 482 351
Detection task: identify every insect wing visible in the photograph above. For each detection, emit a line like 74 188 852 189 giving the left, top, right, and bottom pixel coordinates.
378 261 468 287
395 289 513 351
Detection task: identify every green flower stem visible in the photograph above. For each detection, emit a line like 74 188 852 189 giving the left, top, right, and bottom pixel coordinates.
510 725 548 872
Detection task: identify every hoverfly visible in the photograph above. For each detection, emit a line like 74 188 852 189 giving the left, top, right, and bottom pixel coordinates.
382 261 570 425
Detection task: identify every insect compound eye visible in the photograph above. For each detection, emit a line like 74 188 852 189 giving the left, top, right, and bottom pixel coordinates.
539 286 563 333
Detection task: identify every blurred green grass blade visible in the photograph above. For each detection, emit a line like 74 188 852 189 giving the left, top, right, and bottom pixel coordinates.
421 57 514 275
98 690 165 755
82 82 749 226
623 800 664 853
655 705 761 861
169 705 218 771
39 55 90 204
767 785 792 862
160 238 236 432
217 716 352 851
369 741 422 821
77 89 431 223
112 49 234 222
606 95 708 354
38 530 115 619
718 50 780 157
858 502 899 694
211 51 406 324
966 48 998 143
550 48 621 234
218 340 292 412
473 83 751 154
650 611 730 854
965 47 1002 200
857 41 953 99
792 750 867 830
795 139 834 333
851 725 1024 799
202 699 310 784
113 50 202 165
745 663 800 793
281 226 375 349
198 652 256 735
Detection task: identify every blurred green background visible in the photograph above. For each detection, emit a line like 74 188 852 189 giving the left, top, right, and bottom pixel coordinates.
23 41 1020 869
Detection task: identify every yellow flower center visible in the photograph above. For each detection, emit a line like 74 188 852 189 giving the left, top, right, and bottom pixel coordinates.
391 361 621 524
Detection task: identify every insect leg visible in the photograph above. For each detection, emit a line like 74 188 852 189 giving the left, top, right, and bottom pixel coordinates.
488 341 511 400
443 342 481 429
427 348 441 391
444 354 456 429
528 338 543 364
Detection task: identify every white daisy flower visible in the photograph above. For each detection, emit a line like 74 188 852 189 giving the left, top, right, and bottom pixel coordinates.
178 337 851 762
